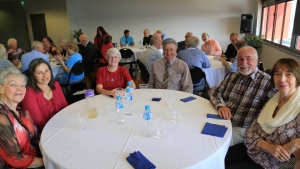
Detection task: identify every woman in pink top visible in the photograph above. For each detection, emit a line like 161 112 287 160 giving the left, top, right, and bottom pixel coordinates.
201 32 222 56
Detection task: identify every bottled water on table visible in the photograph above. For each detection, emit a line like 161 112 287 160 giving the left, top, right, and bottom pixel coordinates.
127 81 134 93
143 105 152 137
115 95 125 124
124 87 133 115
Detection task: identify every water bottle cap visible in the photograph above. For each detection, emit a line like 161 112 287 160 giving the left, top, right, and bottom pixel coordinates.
128 81 132 85
145 105 150 110
84 89 94 98
116 95 121 100
126 87 131 93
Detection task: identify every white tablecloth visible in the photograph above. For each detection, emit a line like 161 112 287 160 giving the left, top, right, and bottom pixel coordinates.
50 61 63 78
203 55 228 88
40 89 231 169
119 46 146 62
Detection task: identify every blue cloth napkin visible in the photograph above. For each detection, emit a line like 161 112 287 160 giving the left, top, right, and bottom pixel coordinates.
201 122 228 138
151 97 161 102
207 113 223 120
180 96 197 102
126 151 156 169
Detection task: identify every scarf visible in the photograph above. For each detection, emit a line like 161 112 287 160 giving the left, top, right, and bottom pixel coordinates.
257 87 300 134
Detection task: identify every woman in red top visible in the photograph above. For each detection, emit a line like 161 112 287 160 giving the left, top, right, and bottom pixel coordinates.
94 26 110 52
0 67 44 168
22 58 68 134
100 35 114 64
96 48 136 97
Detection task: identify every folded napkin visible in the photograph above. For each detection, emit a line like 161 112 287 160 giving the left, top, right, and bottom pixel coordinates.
180 96 197 102
201 122 228 138
207 113 223 120
126 151 156 169
152 97 161 102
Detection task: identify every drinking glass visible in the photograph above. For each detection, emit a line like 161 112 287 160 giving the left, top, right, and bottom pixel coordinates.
168 93 177 109
153 119 166 140
171 109 182 124
115 88 124 97
106 100 115 117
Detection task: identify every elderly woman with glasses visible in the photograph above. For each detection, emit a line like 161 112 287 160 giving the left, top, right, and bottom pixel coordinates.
96 48 135 97
0 67 44 168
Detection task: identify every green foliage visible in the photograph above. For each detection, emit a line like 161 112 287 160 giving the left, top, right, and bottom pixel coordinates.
73 29 83 39
243 34 264 48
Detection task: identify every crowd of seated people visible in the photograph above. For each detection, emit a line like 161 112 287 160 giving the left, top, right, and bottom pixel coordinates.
2 27 300 169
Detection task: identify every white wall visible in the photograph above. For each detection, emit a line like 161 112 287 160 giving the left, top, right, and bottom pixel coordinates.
24 0 70 46
260 43 300 69
66 0 257 50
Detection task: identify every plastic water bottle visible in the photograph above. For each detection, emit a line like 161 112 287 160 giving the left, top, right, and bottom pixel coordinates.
143 105 152 137
115 95 125 124
127 81 134 93
139 40 142 46
124 87 133 115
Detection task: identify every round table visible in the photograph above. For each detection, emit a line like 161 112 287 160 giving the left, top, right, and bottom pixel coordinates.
40 89 232 169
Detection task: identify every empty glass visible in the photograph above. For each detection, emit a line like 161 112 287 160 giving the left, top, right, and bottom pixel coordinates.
171 109 182 124
152 119 168 140
115 88 124 97
168 93 177 109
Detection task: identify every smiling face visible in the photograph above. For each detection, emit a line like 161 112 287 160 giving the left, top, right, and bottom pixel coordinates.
274 66 297 98
34 63 51 86
237 47 258 77
163 43 177 62
107 52 121 67
0 75 26 105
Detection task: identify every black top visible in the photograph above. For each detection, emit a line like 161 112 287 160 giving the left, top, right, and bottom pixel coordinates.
224 43 237 61
177 41 186 53
143 35 153 46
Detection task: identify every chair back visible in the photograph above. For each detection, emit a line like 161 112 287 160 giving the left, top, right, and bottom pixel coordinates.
189 66 206 87
258 61 264 71
137 59 150 83
120 48 134 59
67 60 84 84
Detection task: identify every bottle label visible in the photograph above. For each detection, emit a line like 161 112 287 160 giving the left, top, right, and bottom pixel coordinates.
143 112 152 120
115 102 124 109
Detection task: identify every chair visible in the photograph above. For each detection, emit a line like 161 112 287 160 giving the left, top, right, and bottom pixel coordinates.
119 48 137 76
189 66 208 98
258 61 264 71
61 60 86 103
136 59 150 84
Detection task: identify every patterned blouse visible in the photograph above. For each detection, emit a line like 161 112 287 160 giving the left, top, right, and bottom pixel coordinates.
0 102 39 168
244 114 300 169
7 48 25 61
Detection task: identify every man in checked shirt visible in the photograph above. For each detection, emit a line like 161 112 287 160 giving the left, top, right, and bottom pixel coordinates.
210 46 277 146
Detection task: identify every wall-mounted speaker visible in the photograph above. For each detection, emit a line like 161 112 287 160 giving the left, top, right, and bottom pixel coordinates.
240 14 254 34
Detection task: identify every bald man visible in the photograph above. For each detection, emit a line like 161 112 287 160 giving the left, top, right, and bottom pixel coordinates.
79 33 97 75
143 29 153 46
177 32 193 53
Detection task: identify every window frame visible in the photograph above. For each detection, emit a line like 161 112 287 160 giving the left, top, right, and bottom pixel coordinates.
260 0 300 56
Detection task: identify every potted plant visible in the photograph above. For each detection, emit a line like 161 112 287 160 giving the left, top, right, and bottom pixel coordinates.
243 34 264 49
73 29 83 42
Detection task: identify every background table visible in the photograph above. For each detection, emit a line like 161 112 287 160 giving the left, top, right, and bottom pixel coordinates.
50 61 63 77
203 55 228 88
40 89 232 169
119 46 146 62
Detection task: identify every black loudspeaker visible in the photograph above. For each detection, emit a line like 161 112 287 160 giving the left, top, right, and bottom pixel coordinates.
240 14 254 34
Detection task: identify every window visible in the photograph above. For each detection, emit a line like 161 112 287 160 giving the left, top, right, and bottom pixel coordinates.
261 0 298 50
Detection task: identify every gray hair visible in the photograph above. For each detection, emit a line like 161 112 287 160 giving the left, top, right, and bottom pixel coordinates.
58 38 68 45
79 34 89 41
150 35 161 45
237 46 258 59
236 39 246 50
162 38 177 48
106 48 122 60
156 30 163 35
31 41 43 50
0 44 8 59
187 36 199 48
0 67 27 85
7 38 16 48
202 32 209 38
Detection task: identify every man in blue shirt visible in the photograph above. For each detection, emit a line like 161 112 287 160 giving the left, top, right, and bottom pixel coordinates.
120 29 135 47
177 36 211 69
21 41 49 72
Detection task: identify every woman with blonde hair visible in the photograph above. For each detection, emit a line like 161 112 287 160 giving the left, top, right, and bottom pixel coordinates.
7 38 25 67
54 41 84 84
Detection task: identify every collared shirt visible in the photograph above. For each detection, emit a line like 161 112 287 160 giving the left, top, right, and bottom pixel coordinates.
0 58 14 72
21 50 49 72
177 48 211 68
210 69 277 128
148 57 193 93
140 46 163 72
120 36 134 46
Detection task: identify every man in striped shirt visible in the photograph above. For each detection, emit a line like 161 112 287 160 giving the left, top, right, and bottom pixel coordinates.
210 46 277 146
